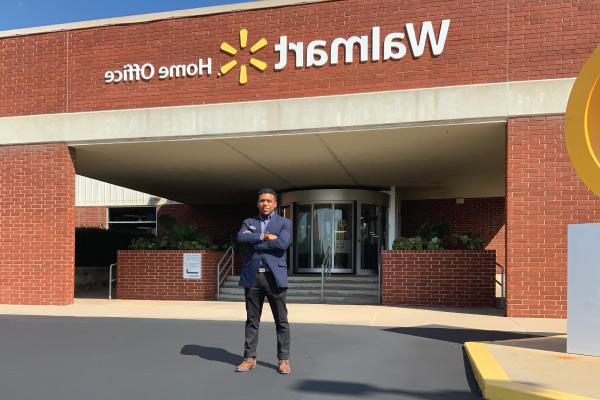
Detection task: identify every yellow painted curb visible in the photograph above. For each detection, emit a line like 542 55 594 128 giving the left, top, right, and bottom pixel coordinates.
464 342 509 397
463 341 596 400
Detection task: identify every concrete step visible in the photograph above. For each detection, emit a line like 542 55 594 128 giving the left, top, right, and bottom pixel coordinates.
219 287 378 297
220 275 379 304
221 282 378 291
223 276 378 284
218 294 379 305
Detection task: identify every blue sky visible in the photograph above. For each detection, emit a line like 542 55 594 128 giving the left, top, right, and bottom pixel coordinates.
1 0 251 30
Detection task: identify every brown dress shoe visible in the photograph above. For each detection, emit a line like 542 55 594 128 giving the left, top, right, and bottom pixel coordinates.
235 357 256 372
278 359 291 374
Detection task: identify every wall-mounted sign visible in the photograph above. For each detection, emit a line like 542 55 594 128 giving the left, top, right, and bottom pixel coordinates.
183 253 202 280
104 19 451 86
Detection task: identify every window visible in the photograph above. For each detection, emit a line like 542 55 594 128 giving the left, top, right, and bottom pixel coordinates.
107 206 157 234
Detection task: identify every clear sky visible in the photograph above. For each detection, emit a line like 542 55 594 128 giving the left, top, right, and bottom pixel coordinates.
1 0 251 31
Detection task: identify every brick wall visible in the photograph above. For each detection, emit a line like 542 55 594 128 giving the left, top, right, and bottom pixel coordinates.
381 250 496 307
506 116 600 318
157 203 255 245
0 144 75 305
116 250 223 300
75 206 107 228
0 0 598 117
401 197 506 270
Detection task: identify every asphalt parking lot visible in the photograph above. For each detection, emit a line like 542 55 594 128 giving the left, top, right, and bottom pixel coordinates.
0 315 539 400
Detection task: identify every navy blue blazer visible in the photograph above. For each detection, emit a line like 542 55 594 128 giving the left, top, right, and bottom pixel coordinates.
236 213 292 289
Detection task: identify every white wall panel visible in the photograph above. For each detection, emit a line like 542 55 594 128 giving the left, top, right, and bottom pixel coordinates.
75 175 176 206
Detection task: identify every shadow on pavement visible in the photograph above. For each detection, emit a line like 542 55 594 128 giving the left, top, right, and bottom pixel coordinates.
382 325 546 344
387 306 505 317
294 379 479 399
180 345 278 370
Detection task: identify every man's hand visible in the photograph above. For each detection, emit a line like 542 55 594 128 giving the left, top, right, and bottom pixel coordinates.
263 233 279 240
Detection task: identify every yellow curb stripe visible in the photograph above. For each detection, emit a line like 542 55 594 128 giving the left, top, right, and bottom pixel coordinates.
464 341 596 400
464 341 509 397
488 381 597 400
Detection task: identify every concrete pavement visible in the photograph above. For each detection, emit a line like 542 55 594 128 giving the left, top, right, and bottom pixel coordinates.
2 299 591 400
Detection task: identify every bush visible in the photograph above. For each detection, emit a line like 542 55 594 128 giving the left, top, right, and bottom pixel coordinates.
416 221 451 241
392 222 484 251
129 214 218 250
76 228 146 266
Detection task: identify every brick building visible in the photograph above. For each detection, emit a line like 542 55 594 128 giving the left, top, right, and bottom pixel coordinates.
1 0 599 317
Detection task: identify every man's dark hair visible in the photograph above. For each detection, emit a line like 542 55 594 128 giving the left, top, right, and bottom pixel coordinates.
258 187 277 198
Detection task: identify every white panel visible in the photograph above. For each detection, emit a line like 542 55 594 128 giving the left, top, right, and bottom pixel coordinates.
567 223 600 356
76 175 176 206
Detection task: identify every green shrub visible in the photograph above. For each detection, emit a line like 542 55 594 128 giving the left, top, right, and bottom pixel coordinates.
129 214 217 250
392 221 484 251
392 236 426 250
416 221 451 241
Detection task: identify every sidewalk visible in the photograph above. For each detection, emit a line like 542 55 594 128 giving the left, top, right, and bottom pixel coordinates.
0 298 566 332
465 336 600 400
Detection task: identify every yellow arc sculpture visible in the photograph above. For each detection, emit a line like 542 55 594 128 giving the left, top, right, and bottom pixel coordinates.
565 45 600 196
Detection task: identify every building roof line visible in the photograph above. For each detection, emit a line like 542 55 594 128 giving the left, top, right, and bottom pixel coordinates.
0 0 333 39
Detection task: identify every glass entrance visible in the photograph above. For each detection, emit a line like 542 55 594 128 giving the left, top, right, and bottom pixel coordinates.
294 203 353 273
281 189 388 275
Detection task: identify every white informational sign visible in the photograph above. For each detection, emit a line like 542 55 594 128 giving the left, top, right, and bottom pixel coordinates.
567 223 600 356
183 253 202 280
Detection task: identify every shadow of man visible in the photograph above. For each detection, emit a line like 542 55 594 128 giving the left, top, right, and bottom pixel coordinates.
181 345 278 370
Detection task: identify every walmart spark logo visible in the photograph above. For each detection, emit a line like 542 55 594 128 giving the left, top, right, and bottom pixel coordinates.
219 29 268 85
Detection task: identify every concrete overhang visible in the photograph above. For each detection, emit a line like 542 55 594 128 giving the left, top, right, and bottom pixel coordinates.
74 122 506 204
1 78 572 203
0 78 573 147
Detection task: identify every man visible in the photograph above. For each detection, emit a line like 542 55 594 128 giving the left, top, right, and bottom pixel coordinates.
235 188 292 374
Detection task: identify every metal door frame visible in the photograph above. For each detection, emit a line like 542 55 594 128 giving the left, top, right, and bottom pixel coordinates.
356 202 380 276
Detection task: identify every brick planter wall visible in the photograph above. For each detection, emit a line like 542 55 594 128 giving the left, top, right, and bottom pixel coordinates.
116 250 224 300
381 250 496 307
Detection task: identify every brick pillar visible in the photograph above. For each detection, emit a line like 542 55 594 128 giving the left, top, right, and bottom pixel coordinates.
506 116 600 318
0 144 75 305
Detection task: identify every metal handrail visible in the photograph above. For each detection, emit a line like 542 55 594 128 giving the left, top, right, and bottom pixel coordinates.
496 263 505 308
320 246 332 303
108 263 117 299
216 246 235 300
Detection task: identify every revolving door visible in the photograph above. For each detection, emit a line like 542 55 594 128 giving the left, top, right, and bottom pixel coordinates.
279 189 388 275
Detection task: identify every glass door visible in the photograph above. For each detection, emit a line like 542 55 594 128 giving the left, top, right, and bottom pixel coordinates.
313 204 333 270
295 204 312 271
333 203 353 272
357 203 381 275
294 202 354 273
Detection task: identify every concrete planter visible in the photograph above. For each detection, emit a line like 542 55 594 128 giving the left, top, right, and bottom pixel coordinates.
381 250 496 307
116 250 224 301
